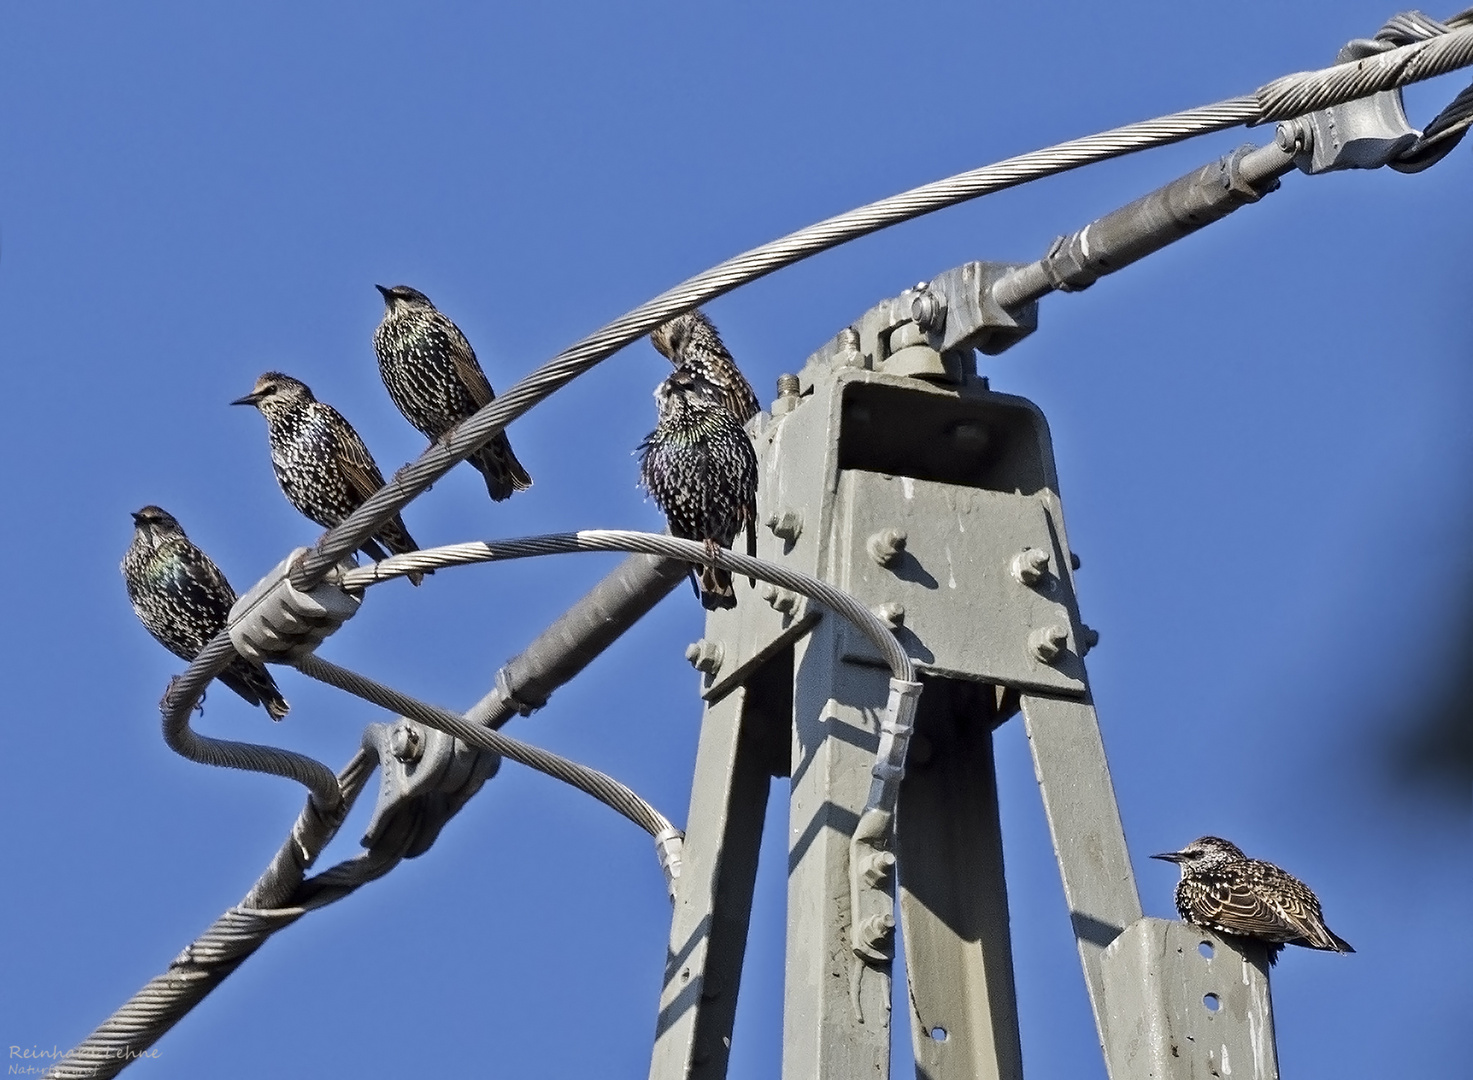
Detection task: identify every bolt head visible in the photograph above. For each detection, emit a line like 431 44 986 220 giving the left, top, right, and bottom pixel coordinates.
862 850 897 886
1011 548 1050 586
860 912 896 948
867 528 908 568
389 722 423 763
685 639 724 675
766 509 803 543
874 602 905 629
1029 624 1069 663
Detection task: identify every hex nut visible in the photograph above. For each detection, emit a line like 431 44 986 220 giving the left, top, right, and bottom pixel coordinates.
1029 624 1069 663
685 639 725 675
1011 548 1050 586
766 509 803 543
867 529 908 567
389 722 423 764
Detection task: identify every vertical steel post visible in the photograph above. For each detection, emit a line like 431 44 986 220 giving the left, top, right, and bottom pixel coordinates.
650 267 1280 1079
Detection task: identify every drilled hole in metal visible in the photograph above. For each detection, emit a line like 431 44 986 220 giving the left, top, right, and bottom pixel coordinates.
929 1027 949 1043
1199 941 1215 959
1203 993 1221 1013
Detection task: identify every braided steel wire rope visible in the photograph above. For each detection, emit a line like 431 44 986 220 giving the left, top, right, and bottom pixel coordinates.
335 529 915 682
43 752 380 1080
155 21 1473 790
68 14 1473 1077
282 21 1473 601
295 654 678 838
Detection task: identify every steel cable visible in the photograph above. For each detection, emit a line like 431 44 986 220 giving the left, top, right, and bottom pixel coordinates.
336 530 915 682
43 751 379 1080
295 654 677 838
78 15 1473 1076
155 20 1473 784
284 21 1473 599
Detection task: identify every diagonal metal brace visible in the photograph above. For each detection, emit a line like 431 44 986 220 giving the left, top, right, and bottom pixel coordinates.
228 548 363 664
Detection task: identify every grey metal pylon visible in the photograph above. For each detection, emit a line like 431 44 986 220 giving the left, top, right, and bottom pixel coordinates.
649 270 1279 1080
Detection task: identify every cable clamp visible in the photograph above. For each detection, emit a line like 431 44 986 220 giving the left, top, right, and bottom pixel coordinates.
228 548 363 664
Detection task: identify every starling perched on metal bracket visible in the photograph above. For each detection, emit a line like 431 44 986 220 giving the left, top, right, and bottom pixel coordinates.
650 310 761 424
639 368 758 610
232 372 426 585
122 506 290 720
373 284 532 502
1152 835 1354 964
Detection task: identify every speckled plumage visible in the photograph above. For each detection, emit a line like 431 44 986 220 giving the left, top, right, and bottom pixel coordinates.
122 506 290 720
639 369 758 610
372 284 531 502
1152 836 1354 964
650 310 760 425
233 372 425 585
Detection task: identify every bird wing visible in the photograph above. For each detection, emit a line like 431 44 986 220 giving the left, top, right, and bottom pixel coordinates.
330 410 389 505
1194 878 1298 942
447 323 497 410
1257 870 1340 950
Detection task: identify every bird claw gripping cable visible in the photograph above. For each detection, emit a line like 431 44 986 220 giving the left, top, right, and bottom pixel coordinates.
359 718 501 859
227 548 363 664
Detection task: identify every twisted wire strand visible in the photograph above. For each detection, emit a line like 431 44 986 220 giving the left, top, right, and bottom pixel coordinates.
85 18 1473 1077
285 22 1473 599
161 633 342 808
1256 19 1473 119
1342 6 1473 168
154 22 1473 777
295 654 676 838
337 530 915 683
43 751 379 1080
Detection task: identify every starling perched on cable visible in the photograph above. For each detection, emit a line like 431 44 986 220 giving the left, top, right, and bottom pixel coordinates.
650 310 761 424
1152 836 1354 964
372 284 532 502
232 372 426 585
639 368 758 610
122 506 290 721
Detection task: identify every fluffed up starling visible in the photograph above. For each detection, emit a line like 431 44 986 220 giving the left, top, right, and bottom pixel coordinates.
122 506 290 720
649 309 760 424
1152 835 1354 964
639 368 758 610
232 372 426 585
373 284 531 502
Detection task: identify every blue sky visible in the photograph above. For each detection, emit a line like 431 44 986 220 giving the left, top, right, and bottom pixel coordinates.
1 3 1468 1078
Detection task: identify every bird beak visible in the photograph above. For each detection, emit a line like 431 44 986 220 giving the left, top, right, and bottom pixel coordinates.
1150 851 1185 863
130 510 146 525
375 283 393 301
231 391 262 407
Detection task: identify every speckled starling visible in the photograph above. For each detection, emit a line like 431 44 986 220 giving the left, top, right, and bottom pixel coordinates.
232 372 426 585
639 368 758 610
373 284 531 502
649 310 760 424
1152 836 1354 964
122 506 290 720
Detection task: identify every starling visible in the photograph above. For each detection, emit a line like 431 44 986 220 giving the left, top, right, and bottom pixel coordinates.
639 368 758 610
122 506 290 721
649 309 760 424
372 284 531 502
232 372 426 585
1152 836 1354 964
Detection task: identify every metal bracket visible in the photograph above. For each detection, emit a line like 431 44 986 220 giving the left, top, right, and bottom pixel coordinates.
360 717 501 859
847 678 921 965
1280 39 1420 173
228 548 362 663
